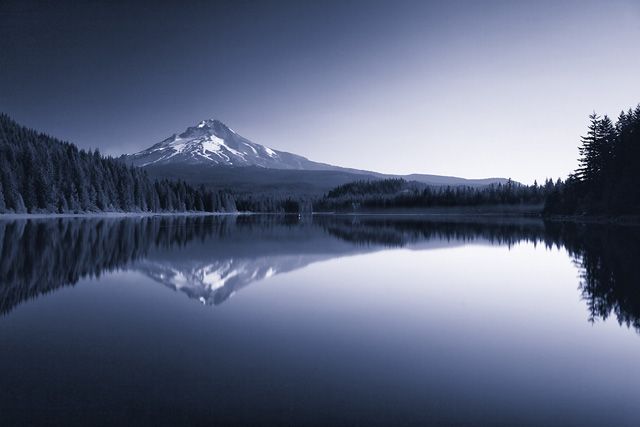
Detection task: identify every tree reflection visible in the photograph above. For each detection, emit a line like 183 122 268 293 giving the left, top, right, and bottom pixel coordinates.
0 215 638 333
0 216 236 314
546 222 640 330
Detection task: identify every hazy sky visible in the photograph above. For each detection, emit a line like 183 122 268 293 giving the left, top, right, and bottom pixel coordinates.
1 0 639 183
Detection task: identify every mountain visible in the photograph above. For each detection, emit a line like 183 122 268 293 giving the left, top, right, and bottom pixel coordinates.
124 118 509 193
126 119 344 171
135 254 332 306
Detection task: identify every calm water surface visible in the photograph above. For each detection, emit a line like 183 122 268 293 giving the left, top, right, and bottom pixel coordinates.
0 215 639 426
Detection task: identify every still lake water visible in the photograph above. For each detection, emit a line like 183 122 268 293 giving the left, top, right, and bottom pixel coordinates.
0 215 639 426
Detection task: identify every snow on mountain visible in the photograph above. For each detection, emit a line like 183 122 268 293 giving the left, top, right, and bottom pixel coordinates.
125 118 510 187
126 119 334 170
135 254 331 306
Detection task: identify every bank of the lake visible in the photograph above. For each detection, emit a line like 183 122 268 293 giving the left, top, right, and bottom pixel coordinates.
0 211 248 220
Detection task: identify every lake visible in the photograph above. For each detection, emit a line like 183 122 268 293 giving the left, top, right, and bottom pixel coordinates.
0 215 639 426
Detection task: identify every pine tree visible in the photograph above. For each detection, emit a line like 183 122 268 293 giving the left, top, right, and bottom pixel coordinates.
576 112 601 184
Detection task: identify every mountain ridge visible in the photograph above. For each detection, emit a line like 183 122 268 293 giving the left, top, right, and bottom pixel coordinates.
123 118 510 189
126 118 348 172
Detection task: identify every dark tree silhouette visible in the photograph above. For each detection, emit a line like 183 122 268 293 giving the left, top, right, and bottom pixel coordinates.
316 178 551 212
545 103 640 215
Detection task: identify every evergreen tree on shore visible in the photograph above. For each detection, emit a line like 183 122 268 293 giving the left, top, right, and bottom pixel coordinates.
545 103 640 215
0 114 236 214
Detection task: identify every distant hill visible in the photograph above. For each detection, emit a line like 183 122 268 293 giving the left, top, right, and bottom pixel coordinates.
399 174 510 187
141 163 381 195
123 118 509 194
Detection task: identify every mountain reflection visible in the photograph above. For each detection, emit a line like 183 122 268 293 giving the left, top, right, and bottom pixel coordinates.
0 215 639 332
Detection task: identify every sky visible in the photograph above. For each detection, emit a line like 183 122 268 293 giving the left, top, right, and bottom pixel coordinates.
1 0 639 184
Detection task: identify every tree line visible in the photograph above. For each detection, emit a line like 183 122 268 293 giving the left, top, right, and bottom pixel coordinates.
318 102 640 216
234 194 313 214
4 102 637 216
0 114 236 213
315 177 558 212
544 104 640 214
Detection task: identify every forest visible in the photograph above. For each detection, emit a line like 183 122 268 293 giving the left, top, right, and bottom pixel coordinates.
544 104 640 215
0 114 236 213
315 177 555 212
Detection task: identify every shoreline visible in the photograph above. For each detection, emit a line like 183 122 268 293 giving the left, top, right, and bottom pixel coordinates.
1 210 638 226
0 211 249 220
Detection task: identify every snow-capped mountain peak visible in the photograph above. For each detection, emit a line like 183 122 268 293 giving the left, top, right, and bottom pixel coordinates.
123 118 510 186
126 118 323 169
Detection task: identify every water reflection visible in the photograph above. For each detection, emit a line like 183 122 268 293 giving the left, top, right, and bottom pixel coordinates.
546 221 640 331
0 215 639 331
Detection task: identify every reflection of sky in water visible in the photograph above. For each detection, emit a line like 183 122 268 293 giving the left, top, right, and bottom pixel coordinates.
0 216 639 426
